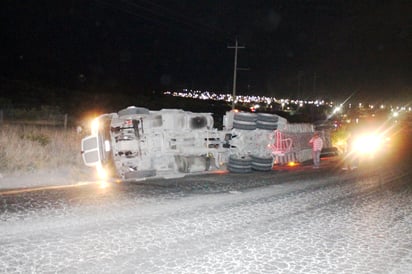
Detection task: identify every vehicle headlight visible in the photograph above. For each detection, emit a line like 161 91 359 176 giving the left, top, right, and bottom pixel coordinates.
91 118 100 135
104 140 111 152
353 134 383 154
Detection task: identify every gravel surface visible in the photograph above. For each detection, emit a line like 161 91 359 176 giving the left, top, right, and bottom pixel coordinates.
1 155 411 273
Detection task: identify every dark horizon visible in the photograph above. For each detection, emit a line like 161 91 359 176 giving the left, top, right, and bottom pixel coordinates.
1 0 411 104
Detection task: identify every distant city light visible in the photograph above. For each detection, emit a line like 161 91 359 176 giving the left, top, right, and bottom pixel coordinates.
163 89 410 114
333 106 341 114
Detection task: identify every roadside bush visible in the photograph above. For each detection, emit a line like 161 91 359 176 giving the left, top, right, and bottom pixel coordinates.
20 132 50 146
0 124 84 173
8 105 63 121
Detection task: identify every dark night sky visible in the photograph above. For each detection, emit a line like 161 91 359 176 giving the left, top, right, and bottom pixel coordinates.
1 0 411 103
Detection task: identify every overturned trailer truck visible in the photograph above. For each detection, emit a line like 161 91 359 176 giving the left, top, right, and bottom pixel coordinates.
81 106 316 181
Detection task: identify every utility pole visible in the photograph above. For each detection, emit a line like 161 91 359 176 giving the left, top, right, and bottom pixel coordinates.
228 39 245 110
313 72 317 94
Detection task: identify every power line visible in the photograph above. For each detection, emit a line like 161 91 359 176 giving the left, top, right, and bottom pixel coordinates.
127 0 230 40
95 0 232 43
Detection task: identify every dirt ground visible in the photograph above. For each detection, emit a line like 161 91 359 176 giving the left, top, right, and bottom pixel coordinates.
0 167 93 190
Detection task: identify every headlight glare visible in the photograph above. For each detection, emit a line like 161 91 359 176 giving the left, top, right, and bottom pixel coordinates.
353 134 383 154
96 163 108 180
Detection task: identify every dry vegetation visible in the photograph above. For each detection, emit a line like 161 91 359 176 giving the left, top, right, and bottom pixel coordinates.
0 124 86 175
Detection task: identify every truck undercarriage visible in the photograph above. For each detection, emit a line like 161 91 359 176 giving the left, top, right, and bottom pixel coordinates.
81 106 315 181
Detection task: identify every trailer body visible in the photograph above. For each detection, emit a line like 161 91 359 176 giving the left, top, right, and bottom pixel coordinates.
81 106 315 181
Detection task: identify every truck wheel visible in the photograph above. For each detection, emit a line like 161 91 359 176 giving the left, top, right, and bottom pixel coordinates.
227 162 251 169
228 155 252 166
251 165 272 171
251 162 273 171
227 165 252 173
234 112 257 122
228 155 252 173
250 155 273 171
250 155 273 164
257 113 279 123
233 121 257 130
256 120 278 130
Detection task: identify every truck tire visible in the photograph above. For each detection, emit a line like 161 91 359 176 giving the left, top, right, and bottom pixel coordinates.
252 163 272 171
250 155 273 164
227 165 252 173
228 155 252 173
233 121 256 130
228 155 252 166
257 113 279 123
251 162 273 171
256 120 278 130
234 112 257 122
250 155 273 172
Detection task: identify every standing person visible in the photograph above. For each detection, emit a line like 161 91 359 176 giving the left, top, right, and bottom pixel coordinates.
309 132 324 168
342 132 358 170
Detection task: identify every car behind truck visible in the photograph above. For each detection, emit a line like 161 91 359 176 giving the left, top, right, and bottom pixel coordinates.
81 106 316 181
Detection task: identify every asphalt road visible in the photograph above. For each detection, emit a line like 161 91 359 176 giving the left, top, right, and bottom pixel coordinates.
1 137 411 273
